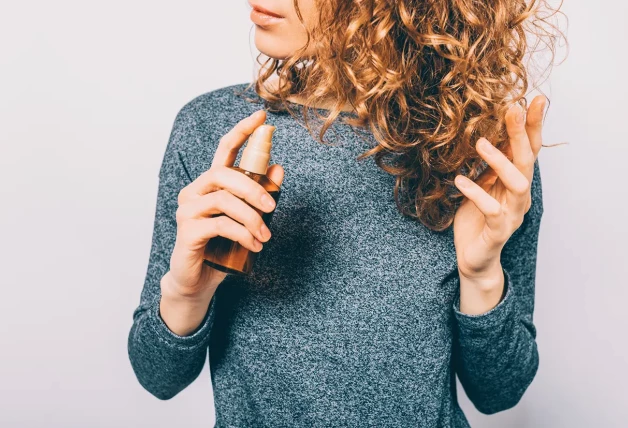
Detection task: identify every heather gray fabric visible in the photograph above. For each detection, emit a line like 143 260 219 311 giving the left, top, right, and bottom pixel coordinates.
128 82 544 428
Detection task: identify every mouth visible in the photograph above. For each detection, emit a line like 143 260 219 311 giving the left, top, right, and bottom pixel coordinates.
251 5 284 18
249 3 285 26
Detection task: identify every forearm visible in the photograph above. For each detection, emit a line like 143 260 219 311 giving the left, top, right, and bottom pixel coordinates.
159 271 217 336
454 158 543 413
128 272 218 400
128 301 216 401
453 267 539 414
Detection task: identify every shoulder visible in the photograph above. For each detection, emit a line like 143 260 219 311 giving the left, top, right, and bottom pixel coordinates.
174 82 261 138
170 82 264 177
178 82 260 121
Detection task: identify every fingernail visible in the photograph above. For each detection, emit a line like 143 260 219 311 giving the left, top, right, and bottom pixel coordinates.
540 97 547 113
253 110 265 118
254 238 263 251
478 138 493 152
456 176 470 188
260 223 271 241
261 193 276 210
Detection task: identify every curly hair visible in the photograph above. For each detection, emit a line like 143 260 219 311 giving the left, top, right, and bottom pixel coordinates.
239 0 567 232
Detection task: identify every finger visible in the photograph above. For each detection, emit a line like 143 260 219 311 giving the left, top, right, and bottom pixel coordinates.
212 110 267 168
475 137 530 213
473 166 498 194
182 166 277 213
266 163 285 188
454 174 503 232
179 190 271 243
474 130 515 192
185 215 263 253
525 95 546 158
474 96 543 194
474 141 513 193
505 103 535 183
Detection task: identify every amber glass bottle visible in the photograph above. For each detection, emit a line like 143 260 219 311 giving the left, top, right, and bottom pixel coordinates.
203 124 280 276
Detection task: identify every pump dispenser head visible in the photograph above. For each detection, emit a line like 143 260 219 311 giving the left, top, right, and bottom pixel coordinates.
239 124 275 175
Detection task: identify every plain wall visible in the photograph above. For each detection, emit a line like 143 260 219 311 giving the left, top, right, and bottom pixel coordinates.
1 1 626 427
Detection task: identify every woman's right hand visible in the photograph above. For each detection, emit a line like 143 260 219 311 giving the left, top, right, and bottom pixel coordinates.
160 109 284 334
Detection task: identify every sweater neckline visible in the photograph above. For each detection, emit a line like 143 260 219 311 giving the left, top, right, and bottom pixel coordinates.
284 99 359 121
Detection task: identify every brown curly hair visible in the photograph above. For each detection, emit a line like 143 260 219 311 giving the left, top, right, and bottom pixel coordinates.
238 0 567 232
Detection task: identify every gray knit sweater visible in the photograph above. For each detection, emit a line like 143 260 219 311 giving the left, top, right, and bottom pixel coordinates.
128 82 544 427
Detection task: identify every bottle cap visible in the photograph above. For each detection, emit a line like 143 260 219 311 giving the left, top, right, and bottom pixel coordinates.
239 124 275 175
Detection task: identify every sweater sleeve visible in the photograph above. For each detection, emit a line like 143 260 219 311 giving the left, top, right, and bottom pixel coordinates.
127 101 217 400
451 158 544 414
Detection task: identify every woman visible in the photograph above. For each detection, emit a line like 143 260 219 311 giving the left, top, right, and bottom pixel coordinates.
128 0 563 426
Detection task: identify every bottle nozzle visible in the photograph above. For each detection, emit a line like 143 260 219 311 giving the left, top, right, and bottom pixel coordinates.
239 124 275 175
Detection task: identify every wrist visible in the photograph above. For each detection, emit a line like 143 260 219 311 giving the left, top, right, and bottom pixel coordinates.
458 255 504 291
458 261 505 315
159 273 216 337
160 270 216 305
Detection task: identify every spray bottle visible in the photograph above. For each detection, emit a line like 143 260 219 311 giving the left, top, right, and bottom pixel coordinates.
203 124 280 275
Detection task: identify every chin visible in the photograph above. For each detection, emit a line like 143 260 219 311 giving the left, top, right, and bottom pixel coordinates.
253 32 292 60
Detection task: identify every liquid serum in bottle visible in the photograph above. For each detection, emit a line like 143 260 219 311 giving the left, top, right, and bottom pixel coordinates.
203 124 281 276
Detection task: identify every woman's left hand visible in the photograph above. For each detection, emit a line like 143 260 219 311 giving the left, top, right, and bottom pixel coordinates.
452 95 547 308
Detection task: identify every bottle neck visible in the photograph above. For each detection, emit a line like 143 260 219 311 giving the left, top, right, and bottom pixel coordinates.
239 147 270 175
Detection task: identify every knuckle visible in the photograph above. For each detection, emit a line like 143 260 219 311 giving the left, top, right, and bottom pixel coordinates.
177 222 193 242
246 235 261 252
198 166 214 182
204 217 222 240
215 214 228 230
243 182 260 203
484 202 502 218
206 168 224 189
256 214 266 232
212 189 228 207
221 134 238 151
175 205 188 223
177 187 189 205
488 206 502 218
206 217 219 235
243 232 255 246
214 164 230 178
208 166 221 181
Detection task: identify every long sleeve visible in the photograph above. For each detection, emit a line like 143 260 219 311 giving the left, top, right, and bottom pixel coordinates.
451 158 544 414
127 101 217 400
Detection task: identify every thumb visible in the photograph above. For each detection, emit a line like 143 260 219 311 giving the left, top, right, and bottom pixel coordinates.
266 163 285 188
212 110 267 168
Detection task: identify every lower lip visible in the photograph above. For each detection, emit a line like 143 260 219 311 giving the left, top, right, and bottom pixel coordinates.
250 9 284 26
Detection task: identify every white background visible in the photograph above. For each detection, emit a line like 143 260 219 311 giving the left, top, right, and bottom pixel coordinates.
1 1 626 427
